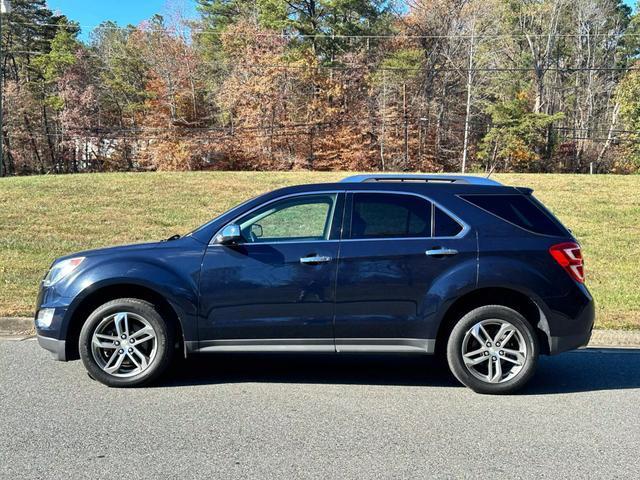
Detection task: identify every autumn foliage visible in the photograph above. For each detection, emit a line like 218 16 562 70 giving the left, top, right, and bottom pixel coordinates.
1 0 639 176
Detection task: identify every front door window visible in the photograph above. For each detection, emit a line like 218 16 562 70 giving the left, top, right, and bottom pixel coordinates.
238 194 337 243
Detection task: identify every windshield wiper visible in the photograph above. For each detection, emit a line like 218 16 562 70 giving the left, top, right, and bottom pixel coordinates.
165 234 181 241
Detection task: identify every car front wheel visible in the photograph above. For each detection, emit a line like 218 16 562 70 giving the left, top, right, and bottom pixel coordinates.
446 305 539 394
79 298 174 387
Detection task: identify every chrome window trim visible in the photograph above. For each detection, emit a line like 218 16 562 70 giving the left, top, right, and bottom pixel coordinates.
210 188 470 245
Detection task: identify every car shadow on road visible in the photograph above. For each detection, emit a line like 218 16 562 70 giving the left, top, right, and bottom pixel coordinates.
523 348 640 395
157 347 640 394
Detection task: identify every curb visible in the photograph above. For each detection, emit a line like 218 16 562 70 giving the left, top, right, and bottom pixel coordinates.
1 316 640 347
589 329 640 348
0 317 34 337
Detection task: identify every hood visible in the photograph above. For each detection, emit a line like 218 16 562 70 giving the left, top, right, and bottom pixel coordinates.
57 241 163 262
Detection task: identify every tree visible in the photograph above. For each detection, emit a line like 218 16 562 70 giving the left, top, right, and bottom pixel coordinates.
614 62 640 171
478 93 563 172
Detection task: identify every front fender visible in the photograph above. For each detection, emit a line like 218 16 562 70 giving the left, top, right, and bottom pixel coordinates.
57 256 200 342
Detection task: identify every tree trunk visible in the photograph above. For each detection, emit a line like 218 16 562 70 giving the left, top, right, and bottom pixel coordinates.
596 102 619 168
461 25 475 174
403 82 409 166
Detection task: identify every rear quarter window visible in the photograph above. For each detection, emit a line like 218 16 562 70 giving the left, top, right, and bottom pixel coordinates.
460 194 566 236
434 207 464 237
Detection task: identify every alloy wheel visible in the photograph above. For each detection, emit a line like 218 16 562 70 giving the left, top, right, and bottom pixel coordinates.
461 319 527 384
90 312 158 377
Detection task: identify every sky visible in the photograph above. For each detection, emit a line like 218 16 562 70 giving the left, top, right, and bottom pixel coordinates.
46 0 638 41
46 0 199 40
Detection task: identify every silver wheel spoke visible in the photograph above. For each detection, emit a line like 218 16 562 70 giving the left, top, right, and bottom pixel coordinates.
463 348 489 366
113 313 125 337
127 352 141 370
501 348 526 366
130 346 149 369
130 326 155 344
102 349 121 372
486 356 494 381
493 323 511 344
490 358 503 383
93 333 118 349
470 324 490 345
479 324 492 342
499 329 516 346
104 352 126 374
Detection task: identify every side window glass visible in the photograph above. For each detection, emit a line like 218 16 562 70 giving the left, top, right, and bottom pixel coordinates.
238 194 336 243
460 194 564 236
351 193 431 239
434 207 463 237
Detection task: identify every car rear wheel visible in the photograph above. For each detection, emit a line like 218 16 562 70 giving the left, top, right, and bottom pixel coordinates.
446 305 539 394
79 298 174 387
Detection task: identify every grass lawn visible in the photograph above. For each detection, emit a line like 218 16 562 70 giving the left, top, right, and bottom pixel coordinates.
1 172 638 329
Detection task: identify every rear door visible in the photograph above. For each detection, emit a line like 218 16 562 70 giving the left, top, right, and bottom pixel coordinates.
333 191 477 352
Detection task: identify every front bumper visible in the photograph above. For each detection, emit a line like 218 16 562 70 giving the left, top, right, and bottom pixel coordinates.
37 334 67 361
35 281 73 361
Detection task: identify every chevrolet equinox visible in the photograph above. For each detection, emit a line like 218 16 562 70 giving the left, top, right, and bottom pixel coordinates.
34 174 594 394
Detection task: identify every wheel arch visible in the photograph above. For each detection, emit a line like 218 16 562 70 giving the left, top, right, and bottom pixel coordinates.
435 287 551 355
64 283 186 361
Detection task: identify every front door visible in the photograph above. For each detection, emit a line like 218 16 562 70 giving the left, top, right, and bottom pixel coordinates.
198 192 344 351
334 191 476 352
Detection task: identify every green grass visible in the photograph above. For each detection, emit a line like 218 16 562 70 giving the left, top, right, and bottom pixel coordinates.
1 172 638 329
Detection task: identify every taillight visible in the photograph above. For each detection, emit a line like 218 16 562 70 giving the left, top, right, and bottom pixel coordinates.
549 242 584 283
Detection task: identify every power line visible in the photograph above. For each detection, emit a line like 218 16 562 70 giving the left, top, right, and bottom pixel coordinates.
5 49 636 73
5 20 635 40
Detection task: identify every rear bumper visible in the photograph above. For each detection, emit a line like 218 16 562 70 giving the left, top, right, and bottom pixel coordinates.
550 328 592 355
37 334 67 361
545 288 595 355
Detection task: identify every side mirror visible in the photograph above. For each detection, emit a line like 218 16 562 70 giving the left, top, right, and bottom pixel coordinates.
215 224 242 244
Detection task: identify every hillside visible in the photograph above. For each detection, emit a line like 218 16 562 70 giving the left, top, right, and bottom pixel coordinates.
1 172 638 329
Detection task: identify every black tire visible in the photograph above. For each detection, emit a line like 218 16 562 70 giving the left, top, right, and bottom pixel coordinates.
79 298 175 387
446 305 539 394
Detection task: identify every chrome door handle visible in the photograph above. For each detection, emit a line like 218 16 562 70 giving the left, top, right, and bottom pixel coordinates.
300 255 332 264
425 248 458 257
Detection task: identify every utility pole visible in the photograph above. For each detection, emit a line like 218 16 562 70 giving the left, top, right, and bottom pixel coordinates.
403 82 408 165
380 69 386 171
0 0 11 178
461 21 475 174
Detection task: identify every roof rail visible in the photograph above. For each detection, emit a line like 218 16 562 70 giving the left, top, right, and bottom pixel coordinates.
340 174 502 186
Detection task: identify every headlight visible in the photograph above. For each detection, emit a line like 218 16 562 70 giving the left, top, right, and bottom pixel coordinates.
43 257 85 286
36 308 55 328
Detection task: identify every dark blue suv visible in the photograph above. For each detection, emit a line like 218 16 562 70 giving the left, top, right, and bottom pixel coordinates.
35 174 594 394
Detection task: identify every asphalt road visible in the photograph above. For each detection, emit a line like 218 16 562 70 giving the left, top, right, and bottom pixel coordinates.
1 339 639 479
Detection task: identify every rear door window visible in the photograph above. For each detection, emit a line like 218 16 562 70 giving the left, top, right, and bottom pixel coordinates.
460 194 565 236
350 193 431 239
